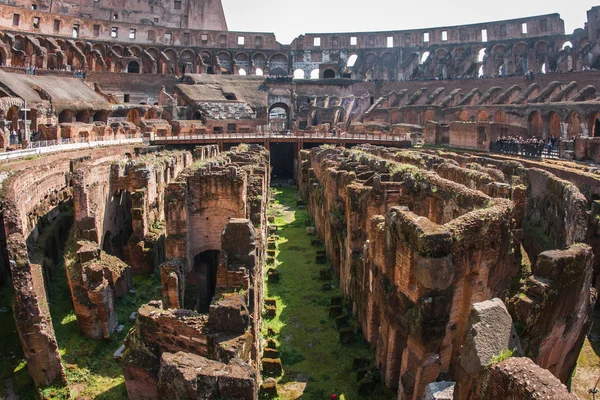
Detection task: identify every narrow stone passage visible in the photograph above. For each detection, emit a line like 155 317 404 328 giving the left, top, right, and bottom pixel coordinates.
262 187 390 400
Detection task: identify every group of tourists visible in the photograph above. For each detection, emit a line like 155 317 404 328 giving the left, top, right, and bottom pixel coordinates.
493 135 562 158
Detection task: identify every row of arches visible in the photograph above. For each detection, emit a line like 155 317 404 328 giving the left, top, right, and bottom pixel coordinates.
334 37 595 82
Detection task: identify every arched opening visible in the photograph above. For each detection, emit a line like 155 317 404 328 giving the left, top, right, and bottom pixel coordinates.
540 63 547 74
255 68 263 76
562 41 573 50
476 110 489 122
269 103 289 132
293 69 305 79
478 65 484 77
58 109 73 123
145 108 159 119
106 190 133 260
323 69 335 79
93 110 109 123
566 112 581 139
6 106 19 130
477 48 486 63
594 118 600 138
347 54 358 67
194 111 202 120
127 109 140 126
0 51 4 67
76 110 90 123
238 68 247 75
187 250 221 313
529 111 543 138
127 61 140 73
420 51 430 64
547 112 561 139
310 69 320 79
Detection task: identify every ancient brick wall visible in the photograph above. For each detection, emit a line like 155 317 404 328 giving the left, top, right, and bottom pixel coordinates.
300 145 519 399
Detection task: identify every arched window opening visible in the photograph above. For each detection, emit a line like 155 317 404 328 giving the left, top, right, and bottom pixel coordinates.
127 61 140 73
347 54 358 67
293 69 305 79
562 41 573 50
255 68 263 76
478 48 486 63
420 51 430 64
310 69 320 79
323 69 335 79
478 65 484 77
238 68 247 75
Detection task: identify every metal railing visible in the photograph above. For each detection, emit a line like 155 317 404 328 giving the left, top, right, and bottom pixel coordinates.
151 131 411 143
490 141 561 159
26 135 139 149
1 136 143 161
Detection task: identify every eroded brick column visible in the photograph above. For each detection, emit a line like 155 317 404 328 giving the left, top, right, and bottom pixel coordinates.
7 233 66 388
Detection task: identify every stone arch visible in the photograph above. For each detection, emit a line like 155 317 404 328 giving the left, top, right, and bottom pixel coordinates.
493 110 506 123
381 52 394 81
566 111 581 139
217 51 232 74
269 102 290 130
93 110 109 122
476 110 490 122
512 42 529 75
127 109 141 126
58 109 73 123
528 111 543 138
111 45 124 57
547 111 561 139
458 110 471 122
76 110 90 123
451 47 467 76
533 41 550 72
127 60 140 73
144 108 159 119
293 68 305 79
234 52 249 73
6 105 19 129
164 49 178 74
180 49 195 74
252 52 267 69
129 46 142 58
323 69 335 79
491 44 505 76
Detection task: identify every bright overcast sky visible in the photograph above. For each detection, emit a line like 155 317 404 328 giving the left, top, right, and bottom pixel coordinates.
222 0 598 44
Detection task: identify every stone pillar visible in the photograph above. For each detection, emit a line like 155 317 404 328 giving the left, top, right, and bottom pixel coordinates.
7 233 66 388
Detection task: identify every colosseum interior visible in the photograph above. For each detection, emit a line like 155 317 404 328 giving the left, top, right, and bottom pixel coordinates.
1 1 600 399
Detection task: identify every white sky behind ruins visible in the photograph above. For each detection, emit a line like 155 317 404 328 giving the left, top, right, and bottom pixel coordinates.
222 0 599 44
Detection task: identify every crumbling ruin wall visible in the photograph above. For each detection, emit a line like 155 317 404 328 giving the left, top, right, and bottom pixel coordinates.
109 149 192 273
1 145 139 388
6 233 66 388
509 245 595 382
300 145 518 399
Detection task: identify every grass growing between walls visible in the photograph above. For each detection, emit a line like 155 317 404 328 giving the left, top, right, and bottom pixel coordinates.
0 224 161 399
262 187 391 400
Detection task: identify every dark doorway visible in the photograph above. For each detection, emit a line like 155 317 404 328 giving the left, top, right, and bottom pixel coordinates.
595 118 600 137
323 69 335 79
127 61 140 73
187 250 220 313
105 190 133 260
271 142 296 181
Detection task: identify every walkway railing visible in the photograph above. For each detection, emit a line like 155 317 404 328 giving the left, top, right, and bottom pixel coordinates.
1 136 143 161
490 141 561 159
151 131 411 143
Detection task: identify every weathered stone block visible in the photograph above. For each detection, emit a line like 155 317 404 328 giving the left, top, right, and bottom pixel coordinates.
262 358 283 377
